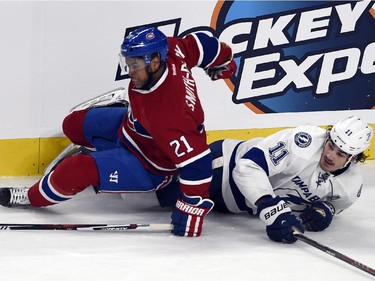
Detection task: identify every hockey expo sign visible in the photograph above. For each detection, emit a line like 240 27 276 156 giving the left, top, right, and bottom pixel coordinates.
115 1 375 114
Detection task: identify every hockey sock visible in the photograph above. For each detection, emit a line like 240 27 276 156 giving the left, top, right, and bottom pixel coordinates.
62 109 93 147
29 154 99 207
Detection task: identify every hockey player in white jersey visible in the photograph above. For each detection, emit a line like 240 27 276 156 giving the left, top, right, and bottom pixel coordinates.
208 115 373 243
156 115 373 243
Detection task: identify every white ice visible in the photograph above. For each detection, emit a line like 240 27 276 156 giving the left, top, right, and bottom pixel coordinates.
0 161 374 281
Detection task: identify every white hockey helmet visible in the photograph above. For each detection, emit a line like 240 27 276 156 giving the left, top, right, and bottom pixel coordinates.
330 115 373 155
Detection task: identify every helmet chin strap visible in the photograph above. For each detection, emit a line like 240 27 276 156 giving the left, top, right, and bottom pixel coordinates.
342 154 354 169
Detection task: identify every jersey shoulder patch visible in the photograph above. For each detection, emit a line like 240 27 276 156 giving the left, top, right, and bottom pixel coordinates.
294 131 312 148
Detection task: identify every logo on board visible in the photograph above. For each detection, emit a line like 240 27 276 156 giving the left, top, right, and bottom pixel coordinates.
116 1 375 113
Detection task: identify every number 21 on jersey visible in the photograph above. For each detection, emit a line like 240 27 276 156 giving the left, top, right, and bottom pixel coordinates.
170 136 194 157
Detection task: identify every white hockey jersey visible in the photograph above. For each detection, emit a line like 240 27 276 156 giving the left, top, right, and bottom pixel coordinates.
217 125 363 216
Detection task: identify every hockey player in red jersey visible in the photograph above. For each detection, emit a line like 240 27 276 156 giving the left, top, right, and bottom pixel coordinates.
0 26 237 237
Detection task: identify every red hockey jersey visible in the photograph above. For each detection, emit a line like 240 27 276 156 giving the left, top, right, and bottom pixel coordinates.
119 33 229 198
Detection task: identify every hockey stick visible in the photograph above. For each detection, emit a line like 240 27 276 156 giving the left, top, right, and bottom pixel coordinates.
293 230 375 277
0 223 173 232
69 87 128 113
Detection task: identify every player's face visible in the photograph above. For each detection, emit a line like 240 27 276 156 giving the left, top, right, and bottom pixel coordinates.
319 139 351 172
125 57 149 89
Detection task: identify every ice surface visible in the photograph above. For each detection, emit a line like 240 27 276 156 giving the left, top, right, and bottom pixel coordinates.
0 161 374 281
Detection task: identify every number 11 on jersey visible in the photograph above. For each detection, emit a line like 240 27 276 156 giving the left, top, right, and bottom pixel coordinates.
269 141 289 165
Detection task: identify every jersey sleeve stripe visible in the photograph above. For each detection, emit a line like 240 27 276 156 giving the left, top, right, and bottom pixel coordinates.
179 176 212 186
176 148 211 168
190 32 220 68
242 147 270 176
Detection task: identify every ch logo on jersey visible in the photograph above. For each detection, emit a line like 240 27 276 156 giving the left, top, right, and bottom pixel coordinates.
294 132 312 148
127 110 152 139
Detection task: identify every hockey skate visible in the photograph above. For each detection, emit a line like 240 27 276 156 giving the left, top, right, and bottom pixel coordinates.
0 187 31 207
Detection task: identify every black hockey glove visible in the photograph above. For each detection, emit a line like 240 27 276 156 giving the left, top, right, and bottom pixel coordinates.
258 196 304 244
300 202 335 232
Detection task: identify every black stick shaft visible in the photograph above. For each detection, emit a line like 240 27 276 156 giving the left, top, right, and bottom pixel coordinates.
294 232 375 277
0 223 172 231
